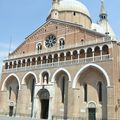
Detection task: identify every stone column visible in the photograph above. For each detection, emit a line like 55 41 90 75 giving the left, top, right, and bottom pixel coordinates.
48 97 53 120
107 86 115 119
92 51 94 62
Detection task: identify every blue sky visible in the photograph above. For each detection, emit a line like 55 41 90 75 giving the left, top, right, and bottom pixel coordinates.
0 0 120 72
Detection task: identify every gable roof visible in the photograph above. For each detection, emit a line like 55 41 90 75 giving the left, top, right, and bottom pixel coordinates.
10 19 105 56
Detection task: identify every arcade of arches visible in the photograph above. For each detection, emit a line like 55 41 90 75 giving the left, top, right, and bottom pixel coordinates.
4 45 109 70
0 63 110 120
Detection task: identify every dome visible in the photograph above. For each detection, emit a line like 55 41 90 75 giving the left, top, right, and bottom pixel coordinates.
91 23 105 33
99 20 116 39
58 0 91 18
49 0 92 29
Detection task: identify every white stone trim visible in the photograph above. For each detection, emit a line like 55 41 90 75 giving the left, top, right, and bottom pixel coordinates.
1 73 21 91
72 63 110 88
87 101 97 108
22 71 38 84
51 68 71 83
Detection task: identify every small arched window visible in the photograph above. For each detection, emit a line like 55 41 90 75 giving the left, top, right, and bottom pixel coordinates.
73 50 78 59
36 43 42 53
18 60 21 68
13 61 17 68
60 53 64 61
42 72 49 84
59 38 65 49
22 59 26 67
102 45 109 55
73 12 76 16
80 49 85 58
9 62 12 69
53 54 58 62
66 51 71 60
48 55 52 63
5 62 8 69
32 58 36 65
94 46 100 56
37 57 41 64
27 59 30 66
42 56 46 64
87 48 92 57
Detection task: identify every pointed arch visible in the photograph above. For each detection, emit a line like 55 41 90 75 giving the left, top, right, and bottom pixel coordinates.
51 68 71 83
22 71 38 84
1 73 21 91
72 63 110 88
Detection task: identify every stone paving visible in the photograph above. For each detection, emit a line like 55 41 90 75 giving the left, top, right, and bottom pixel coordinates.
0 116 40 120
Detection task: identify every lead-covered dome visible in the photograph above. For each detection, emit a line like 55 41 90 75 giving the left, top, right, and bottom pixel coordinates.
59 0 91 18
49 0 92 29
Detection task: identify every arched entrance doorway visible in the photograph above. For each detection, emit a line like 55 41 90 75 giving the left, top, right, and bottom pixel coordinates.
37 88 50 119
3 74 20 117
88 102 96 120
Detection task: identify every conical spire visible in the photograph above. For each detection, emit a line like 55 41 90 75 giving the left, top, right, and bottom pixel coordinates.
99 0 107 21
98 0 116 39
50 0 60 19
101 0 106 14
52 0 60 4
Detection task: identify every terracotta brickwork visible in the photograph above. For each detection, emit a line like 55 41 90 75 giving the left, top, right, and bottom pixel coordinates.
0 0 120 119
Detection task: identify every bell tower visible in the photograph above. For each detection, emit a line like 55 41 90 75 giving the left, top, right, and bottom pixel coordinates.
98 0 116 39
51 0 60 19
99 0 107 21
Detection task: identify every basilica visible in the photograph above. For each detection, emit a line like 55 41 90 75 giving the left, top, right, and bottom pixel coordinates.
0 0 120 120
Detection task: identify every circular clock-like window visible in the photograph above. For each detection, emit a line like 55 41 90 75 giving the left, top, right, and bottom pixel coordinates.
45 34 57 48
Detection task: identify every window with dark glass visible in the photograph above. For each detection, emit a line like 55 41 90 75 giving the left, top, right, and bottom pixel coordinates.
31 79 35 102
59 38 65 49
62 76 65 103
42 72 49 84
37 43 42 53
9 87 12 99
84 84 87 102
98 82 102 102
16 85 19 102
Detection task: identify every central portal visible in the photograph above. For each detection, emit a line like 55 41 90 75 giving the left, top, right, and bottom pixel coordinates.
88 108 96 120
41 99 49 119
9 106 14 117
88 102 96 120
37 88 50 119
